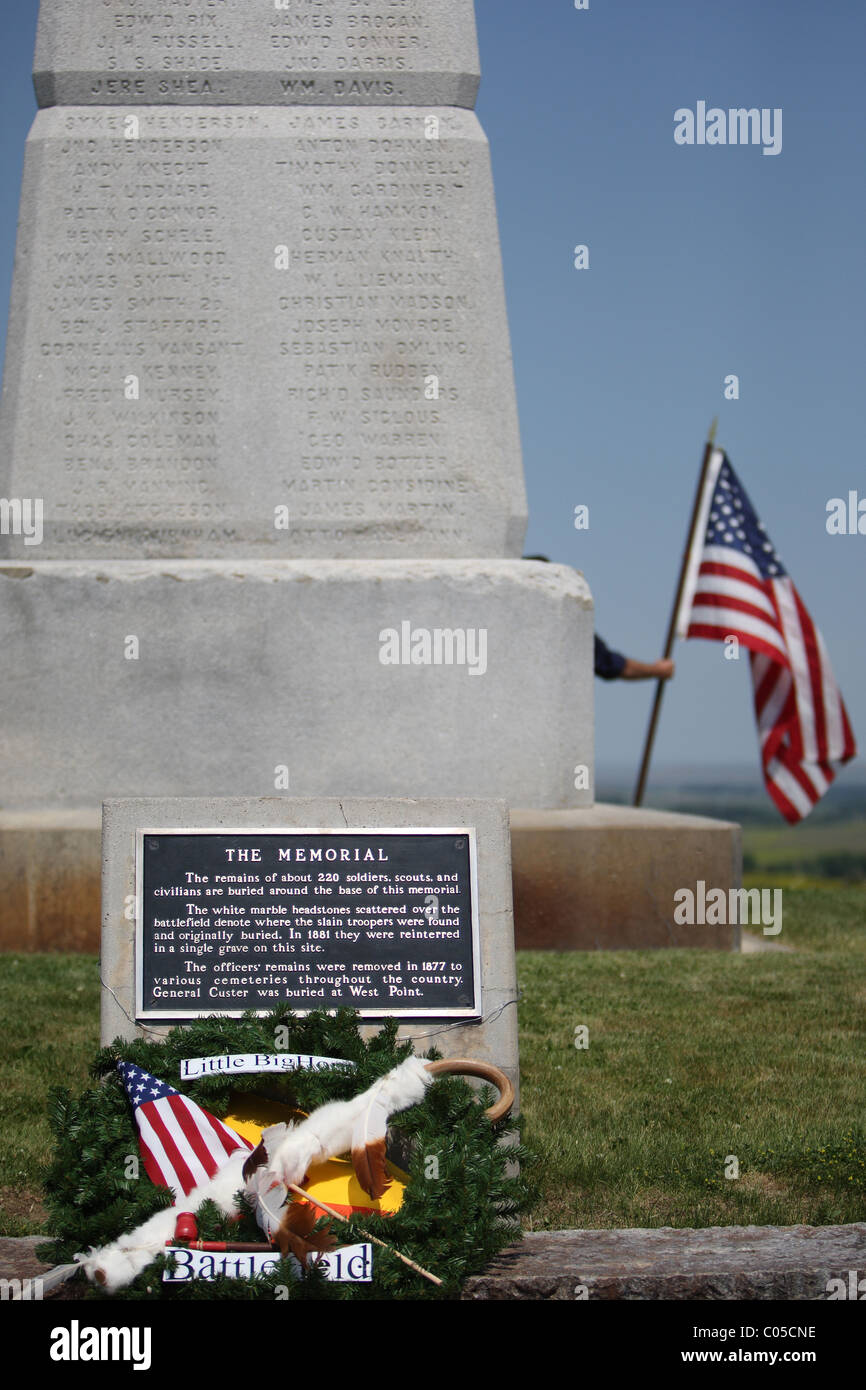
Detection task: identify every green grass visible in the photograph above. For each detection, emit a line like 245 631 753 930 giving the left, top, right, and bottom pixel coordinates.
0 954 100 1235
518 884 866 1231
743 817 866 880
745 819 866 861
1 884 864 1237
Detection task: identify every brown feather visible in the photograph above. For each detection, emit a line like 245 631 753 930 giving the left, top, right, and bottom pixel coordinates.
274 1200 337 1266
242 1139 268 1184
351 1136 390 1201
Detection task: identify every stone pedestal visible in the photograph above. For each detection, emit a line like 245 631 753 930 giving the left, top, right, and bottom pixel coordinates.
100 796 519 1101
0 810 101 951
511 806 742 951
0 560 592 811
0 803 743 956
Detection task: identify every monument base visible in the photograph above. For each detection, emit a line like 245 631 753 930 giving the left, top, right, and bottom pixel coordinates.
0 805 742 955
511 805 742 951
0 810 101 951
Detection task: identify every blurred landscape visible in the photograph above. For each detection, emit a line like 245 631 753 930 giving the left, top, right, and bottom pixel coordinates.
597 763 866 882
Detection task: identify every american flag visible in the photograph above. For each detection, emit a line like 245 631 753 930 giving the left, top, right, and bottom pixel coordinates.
676 449 857 822
118 1062 252 1199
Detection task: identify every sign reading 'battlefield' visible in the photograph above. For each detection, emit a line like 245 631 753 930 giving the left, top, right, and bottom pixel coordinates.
136 828 480 1020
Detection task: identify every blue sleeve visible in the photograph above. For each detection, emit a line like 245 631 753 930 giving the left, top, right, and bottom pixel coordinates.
594 635 627 680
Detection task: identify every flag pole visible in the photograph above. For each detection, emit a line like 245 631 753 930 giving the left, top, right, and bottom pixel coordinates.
632 421 718 807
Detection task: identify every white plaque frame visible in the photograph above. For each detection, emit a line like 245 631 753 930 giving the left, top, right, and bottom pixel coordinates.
134 826 482 1022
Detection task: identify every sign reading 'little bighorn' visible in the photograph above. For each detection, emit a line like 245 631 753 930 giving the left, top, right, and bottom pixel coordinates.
137 828 480 1019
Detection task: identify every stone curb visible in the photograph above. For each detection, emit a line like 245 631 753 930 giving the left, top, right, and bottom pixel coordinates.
461 1224 866 1300
0 1236 55 1284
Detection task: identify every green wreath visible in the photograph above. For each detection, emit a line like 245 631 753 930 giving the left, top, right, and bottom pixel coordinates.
40 1009 534 1300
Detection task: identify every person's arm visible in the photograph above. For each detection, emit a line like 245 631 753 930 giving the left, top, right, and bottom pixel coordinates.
595 635 675 682
620 657 675 681
594 635 627 680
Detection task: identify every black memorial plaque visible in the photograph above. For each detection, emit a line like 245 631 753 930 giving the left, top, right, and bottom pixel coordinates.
136 828 480 1020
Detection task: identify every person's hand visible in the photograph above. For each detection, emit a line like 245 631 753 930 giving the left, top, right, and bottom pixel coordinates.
621 657 675 681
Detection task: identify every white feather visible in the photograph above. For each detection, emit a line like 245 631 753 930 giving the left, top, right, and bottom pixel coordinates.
267 1056 431 1186
81 1149 248 1293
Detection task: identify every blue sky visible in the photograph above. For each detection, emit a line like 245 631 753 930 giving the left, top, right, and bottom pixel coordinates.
1 0 863 794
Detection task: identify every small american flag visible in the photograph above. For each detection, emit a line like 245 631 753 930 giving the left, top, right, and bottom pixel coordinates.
676 450 857 822
118 1062 252 1199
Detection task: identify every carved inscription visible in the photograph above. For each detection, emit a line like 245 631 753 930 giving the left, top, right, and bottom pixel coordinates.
274 112 476 550
3 107 520 556
137 828 481 1018
35 1 478 106
44 112 249 551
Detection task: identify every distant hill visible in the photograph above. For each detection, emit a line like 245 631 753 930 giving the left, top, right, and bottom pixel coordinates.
596 762 866 828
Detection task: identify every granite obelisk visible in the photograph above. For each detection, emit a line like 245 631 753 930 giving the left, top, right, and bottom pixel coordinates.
0 2 594 952
2 1 527 559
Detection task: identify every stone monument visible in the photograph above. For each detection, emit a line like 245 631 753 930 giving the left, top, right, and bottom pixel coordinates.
0 0 593 949
0 1 739 955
